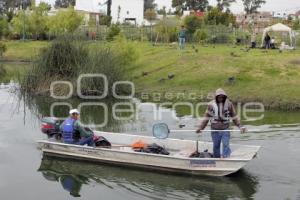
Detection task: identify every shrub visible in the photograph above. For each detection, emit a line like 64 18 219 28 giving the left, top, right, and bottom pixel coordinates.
184 15 204 34
0 17 9 38
293 19 300 30
208 33 231 43
11 11 31 38
99 15 112 26
0 42 7 57
235 30 251 45
194 29 208 43
112 34 139 65
155 17 179 43
107 24 121 41
28 3 49 40
47 7 83 35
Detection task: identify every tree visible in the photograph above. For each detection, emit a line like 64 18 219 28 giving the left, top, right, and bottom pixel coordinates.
186 0 209 11
172 0 209 15
292 19 300 30
157 6 167 16
144 0 156 11
28 3 50 39
54 0 75 9
0 0 5 15
11 10 31 36
216 0 236 11
242 0 266 14
172 0 185 15
0 16 9 38
184 15 204 33
3 0 31 9
204 7 236 26
47 7 83 35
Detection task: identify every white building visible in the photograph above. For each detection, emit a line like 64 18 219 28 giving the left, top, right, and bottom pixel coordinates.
110 0 144 25
75 0 106 13
273 11 288 19
74 0 106 25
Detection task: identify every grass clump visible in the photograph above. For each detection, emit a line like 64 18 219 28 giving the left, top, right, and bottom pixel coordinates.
38 36 88 77
21 34 138 97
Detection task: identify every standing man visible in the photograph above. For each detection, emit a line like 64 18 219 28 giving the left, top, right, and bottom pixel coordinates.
178 25 186 50
196 89 246 158
61 109 94 147
264 33 271 49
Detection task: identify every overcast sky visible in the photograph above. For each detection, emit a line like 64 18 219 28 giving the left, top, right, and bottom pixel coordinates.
155 0 300 14
39 0 300 14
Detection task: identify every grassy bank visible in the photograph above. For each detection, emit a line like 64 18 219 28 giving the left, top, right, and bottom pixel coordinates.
1 40 300 110
1 41 48 62
127 43 300 110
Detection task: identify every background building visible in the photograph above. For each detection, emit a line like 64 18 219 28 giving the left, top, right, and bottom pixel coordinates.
236 11 273 32
110 0 144 25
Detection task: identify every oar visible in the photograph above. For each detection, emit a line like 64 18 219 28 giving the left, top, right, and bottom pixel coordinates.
152 123 266 139
169 129 261 133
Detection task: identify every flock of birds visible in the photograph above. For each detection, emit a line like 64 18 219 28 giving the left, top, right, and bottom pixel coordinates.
139 44 289 85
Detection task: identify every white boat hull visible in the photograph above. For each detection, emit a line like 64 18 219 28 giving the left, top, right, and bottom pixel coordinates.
37 131 260 177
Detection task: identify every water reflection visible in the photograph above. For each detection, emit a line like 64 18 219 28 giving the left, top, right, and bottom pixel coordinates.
19 91 300 134
38 156 258 200
19 93 134 133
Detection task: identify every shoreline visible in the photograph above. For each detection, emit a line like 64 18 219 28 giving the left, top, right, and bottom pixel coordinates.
0 60 31 64
1 41 300 111
134 91 300 111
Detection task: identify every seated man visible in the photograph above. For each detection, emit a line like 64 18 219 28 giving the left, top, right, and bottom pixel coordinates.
270 37 276 49
61 109 94 146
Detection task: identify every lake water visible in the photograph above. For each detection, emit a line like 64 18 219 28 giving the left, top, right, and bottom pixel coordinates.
0 83 300 200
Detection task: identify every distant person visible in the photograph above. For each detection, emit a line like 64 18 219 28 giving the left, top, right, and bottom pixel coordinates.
196 89 246 158
264 33 271 49
85 30 89 39
61 109 94 146
251 33 257 48
178 25 186 50
270 37 276 49
91 31 96 40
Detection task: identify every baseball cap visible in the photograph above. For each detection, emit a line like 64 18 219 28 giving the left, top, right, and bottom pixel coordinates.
69 109 80 115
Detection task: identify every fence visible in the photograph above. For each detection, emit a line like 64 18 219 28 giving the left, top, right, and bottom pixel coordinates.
17 24 299 47
77 25 153 42
77 24 253 45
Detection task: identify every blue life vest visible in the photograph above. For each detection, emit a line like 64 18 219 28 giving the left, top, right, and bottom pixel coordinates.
62 118 76 144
